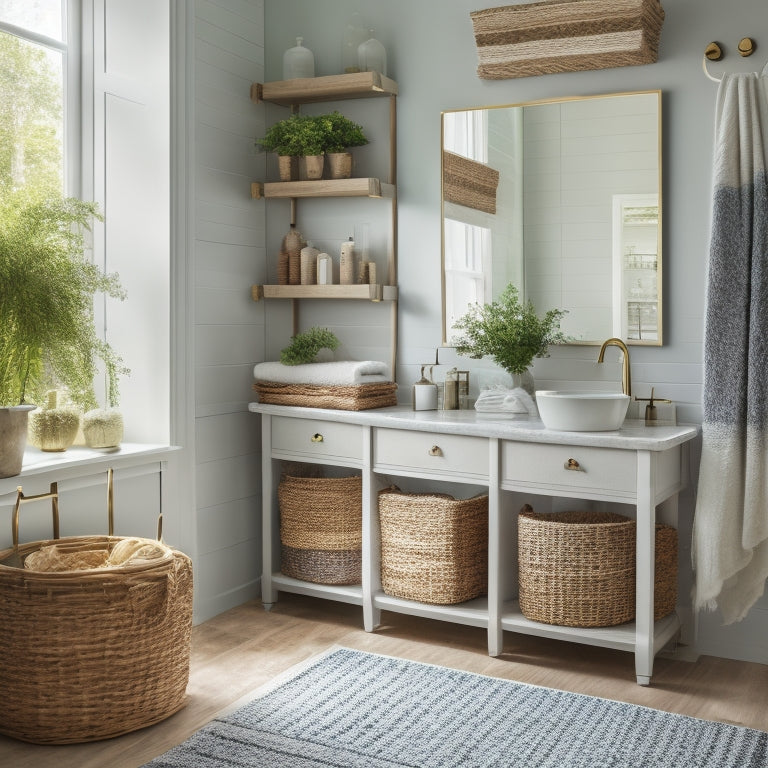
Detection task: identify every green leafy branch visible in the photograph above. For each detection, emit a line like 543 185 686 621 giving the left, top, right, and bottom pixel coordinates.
280 327 340 366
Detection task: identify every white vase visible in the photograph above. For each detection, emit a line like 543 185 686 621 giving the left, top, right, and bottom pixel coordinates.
283 37 315 80
0 405 35 478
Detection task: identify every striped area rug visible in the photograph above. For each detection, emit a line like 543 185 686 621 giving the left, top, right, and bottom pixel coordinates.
145 647 767 767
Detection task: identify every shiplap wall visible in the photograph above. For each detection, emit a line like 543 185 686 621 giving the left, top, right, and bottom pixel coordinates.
260 0 768 665
192 0 265 622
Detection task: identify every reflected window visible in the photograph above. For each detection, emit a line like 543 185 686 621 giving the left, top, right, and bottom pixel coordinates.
444 218 492 336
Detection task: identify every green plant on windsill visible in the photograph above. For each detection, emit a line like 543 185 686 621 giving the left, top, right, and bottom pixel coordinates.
280 327 340 366
0 190 128 410
451 283 567 376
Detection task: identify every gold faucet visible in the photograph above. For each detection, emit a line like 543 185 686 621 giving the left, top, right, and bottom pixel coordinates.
597 338 632 397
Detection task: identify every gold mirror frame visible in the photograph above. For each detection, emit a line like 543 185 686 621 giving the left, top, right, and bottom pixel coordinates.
441 90 662 347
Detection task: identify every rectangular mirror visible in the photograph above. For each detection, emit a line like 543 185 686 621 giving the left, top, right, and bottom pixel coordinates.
442 90 662 346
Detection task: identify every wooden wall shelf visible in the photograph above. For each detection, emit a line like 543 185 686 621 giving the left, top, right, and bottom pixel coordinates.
251 72 398 106
251 178 395 200
252 284 398 302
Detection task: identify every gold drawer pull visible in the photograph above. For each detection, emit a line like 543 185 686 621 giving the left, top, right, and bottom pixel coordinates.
310 433 324 443
428 445 443 457
564 458 584 472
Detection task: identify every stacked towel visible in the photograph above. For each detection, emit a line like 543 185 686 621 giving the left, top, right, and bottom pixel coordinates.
253 360 391 387
474 385 539 416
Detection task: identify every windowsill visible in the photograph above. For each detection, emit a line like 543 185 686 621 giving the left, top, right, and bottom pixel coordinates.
0 443 180 498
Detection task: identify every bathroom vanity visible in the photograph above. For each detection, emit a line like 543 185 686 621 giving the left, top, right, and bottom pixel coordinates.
249 402 698 685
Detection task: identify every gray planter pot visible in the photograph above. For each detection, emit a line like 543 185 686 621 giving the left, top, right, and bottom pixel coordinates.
0 405 35 479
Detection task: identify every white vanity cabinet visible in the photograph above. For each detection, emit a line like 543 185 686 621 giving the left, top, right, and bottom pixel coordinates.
250 403 698 684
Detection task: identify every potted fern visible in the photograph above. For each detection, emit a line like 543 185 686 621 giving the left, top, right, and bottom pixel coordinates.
0 191 127 475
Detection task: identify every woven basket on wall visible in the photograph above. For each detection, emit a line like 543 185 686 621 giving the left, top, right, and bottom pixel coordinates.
378 489 488 605
518 507 677 628
278 474 362 585
0 536 193 745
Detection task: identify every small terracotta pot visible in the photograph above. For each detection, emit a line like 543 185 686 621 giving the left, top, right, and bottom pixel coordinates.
326 152 352 179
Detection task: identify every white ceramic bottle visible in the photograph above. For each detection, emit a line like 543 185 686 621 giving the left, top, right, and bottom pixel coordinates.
283 37 315 80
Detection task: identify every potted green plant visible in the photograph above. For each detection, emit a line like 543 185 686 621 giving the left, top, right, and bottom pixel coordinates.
316 111 369 179
0 191 127 475
450 283 566 391
256 113 326 181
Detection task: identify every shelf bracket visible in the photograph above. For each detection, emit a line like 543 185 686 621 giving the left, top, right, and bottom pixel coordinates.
250 82 263 104
251 182 264 199
252 285 264 302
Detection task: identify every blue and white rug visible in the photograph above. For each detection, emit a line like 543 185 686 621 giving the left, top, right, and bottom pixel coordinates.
145 647 767 767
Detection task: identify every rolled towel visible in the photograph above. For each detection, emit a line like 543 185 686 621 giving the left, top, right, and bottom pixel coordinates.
474 385 539 416
253 360 391 387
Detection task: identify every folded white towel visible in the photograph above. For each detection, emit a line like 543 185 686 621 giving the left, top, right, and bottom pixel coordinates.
474 385 539 416
253 360 391 387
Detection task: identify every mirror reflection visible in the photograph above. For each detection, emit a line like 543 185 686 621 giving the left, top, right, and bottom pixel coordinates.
441 90 662 346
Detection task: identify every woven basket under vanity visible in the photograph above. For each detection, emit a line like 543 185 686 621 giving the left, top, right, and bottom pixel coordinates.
278 475 362 585
517 507 677 628
378 488 488 605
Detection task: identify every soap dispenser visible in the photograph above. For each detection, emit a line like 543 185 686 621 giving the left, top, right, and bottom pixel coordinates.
412 366 438 411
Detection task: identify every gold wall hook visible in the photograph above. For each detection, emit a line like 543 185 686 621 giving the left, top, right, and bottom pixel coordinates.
705 41 723 61
738 37 755 57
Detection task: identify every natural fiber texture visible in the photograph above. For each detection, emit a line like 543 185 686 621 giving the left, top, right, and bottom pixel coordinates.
0 535 193 744
443 150 500 214
279 475 362 585
470 0 665 80
254 381 397 410
518 508 677 627
281 545 362 585
378 489 488 604
144 647 768 768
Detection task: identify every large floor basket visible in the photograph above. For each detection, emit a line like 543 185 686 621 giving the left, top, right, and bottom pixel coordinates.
279 474 362 585
0 479 193 745
518 507 677 628
378 488 488 605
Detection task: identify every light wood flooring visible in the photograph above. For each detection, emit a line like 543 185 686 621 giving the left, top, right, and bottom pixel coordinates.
2 592 767 768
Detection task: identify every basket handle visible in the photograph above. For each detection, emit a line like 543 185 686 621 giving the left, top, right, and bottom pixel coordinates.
12 467 117 552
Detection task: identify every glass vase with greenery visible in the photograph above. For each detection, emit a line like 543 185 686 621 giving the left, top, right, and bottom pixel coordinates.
450 283 566 376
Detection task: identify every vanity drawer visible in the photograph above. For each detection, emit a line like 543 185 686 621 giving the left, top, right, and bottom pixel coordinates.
271 416 364 464
374 429 489 481
501 442 637 498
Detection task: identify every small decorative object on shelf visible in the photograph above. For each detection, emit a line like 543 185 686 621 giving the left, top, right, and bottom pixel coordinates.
82 408 124 449
412 366 438 411
342 11 368 73
300 243 319 285
27 390 80 453
358 30 387 76
317 252 333 284
340 236 356 284
283 36 315 80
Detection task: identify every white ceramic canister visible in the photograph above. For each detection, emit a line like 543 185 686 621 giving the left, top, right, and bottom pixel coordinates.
412 366 438 411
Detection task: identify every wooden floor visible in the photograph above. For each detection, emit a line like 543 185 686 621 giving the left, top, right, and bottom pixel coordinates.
2 592 767 767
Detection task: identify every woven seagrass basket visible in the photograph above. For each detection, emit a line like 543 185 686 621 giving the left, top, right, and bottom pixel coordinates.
378 489 488 605
0 483 193 745
278 474 362 585
518 507 677 628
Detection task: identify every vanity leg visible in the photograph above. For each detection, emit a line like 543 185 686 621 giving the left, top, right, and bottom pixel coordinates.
362 427 381 632
261 414 279 607
634 450 656 685
487 438 503 657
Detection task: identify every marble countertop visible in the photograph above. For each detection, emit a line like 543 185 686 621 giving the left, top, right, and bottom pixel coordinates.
248 403 699 451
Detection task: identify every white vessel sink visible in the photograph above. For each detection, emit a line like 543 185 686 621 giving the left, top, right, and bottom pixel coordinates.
535 390 631 432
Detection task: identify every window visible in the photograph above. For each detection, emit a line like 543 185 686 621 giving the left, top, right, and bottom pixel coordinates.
0 0 79 197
